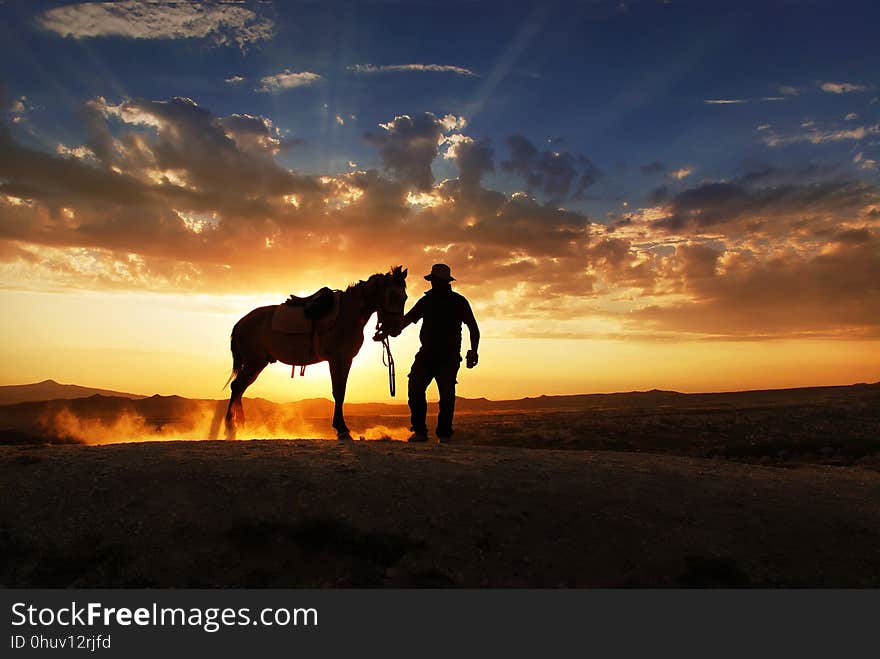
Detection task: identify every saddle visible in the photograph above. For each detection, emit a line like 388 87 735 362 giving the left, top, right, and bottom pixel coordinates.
284 287 336 319
272 288 340 334
271 290 341 376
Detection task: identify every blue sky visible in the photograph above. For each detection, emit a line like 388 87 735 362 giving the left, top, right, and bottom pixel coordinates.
4 0 878 219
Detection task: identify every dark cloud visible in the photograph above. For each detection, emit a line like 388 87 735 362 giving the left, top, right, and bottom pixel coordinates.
632 233 880 337
835 227 872 244
647 185 670 205
676 243 721 280
586 237 656 289
504 134 539 174
653 178 878 234
739 163 841 186
640 161 666 176
573 161 603 200
500 134 602 201
78 101 116 167
363 112 450 191
454 137 494 186
0 127 158 209
99 96 311 197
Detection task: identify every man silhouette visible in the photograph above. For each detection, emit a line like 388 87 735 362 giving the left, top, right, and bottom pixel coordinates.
399 263 479 443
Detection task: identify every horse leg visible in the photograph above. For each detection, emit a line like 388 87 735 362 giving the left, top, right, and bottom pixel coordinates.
329 357 353 440
224 360 267 439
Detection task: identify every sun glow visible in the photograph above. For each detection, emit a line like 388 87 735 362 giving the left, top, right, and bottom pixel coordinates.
1 277 879 416
174 209 218 233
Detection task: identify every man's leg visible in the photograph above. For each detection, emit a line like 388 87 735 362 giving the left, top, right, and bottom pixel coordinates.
435 356 461 440
407 350 433 437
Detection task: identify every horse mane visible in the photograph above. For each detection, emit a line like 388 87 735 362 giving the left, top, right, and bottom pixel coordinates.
344 265 405 292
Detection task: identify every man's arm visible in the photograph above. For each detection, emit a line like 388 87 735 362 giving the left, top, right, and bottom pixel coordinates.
375 298 423 340
462 298 480 368
401 297 424 331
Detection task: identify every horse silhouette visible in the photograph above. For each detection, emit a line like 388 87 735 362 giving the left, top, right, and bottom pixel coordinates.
225 266 407 439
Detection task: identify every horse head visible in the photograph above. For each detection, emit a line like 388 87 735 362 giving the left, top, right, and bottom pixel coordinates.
371 265 407 336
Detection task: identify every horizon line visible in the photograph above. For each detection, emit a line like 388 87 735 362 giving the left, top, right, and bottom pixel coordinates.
1 377 877 406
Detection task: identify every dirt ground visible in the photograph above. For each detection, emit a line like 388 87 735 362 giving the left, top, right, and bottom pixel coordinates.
1 439 878 587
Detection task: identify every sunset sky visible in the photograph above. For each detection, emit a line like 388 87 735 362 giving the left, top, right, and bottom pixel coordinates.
0 0 878 403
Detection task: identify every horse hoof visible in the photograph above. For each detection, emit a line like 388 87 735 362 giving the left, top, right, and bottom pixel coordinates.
337 431 353 441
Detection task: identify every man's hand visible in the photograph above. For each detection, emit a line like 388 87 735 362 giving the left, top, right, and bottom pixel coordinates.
466 350 478 368
372 329 388 342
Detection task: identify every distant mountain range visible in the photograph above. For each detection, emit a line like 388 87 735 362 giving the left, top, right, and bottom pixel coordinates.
0 379 878 446
0 379 146 405
0 378 877 410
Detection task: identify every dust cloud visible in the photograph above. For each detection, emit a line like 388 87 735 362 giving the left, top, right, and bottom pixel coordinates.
38 400 409 444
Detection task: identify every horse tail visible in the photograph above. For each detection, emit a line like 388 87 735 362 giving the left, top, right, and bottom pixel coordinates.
223 325 243 390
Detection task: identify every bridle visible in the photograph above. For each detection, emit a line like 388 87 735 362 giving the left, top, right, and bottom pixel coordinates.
375 284 404 397
374 284 405 333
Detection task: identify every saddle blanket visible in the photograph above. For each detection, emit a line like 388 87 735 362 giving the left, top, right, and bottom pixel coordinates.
271 291 340 334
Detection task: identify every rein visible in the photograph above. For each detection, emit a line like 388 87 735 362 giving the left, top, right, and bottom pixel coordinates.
381 335 396 397
365 280 402 397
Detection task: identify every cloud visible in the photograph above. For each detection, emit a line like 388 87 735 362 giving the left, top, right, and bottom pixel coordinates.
364 112 462 191
225 75 246 85
56 142 98 163
451 137 494 186
631 233 880 338
649 175 878 235
7 96 31 124
763 123 880 146
501 135 602 201
668 166 694 181
646 185 670 205
0 100 601 314
47 95 317 210
778 85 800 96
675 243 721 279
854 152 878 171
36 1 274 49
3 97 880 341
707 95 787 104
347 63 477 77
819 81 868 94
256 70 322 93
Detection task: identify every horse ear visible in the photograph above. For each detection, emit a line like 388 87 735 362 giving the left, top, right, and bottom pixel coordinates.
402 268 408 280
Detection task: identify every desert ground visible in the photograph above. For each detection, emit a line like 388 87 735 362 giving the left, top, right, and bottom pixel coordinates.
1 382 878 587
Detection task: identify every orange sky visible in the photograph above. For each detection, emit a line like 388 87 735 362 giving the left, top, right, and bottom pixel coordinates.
1 286 877 402
1 90 879 401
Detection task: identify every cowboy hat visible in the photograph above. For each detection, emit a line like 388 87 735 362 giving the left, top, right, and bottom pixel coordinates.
424 263 455 281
